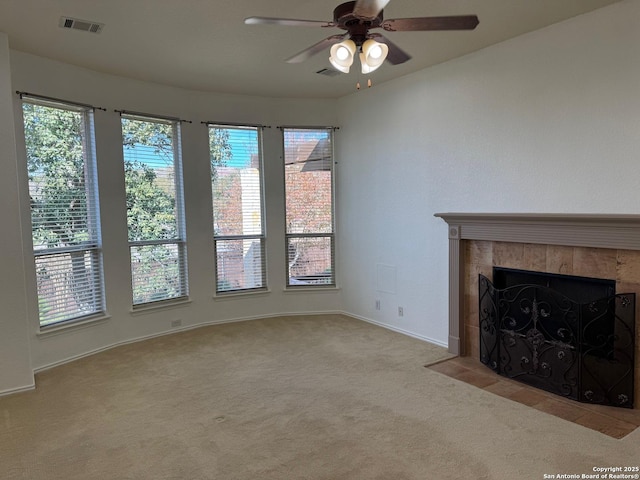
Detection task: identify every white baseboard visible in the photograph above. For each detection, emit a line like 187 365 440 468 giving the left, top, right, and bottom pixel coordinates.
33 310 445 374
339 311 449 348
0 383 36 398
33 310 345 374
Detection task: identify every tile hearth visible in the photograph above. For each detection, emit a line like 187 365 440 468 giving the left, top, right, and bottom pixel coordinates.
427 356 640 439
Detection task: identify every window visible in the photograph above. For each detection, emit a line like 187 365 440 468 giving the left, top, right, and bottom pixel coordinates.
209 124 266 293
283 128 335 286
21 98 104 327
121 114 188 306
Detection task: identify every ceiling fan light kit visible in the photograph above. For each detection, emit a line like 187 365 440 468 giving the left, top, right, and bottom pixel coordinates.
360 38 388 73
245 0 478 75
329 39 357 73
330 38 387 74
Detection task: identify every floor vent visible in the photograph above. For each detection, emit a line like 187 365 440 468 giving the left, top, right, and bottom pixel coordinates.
59 16 104 34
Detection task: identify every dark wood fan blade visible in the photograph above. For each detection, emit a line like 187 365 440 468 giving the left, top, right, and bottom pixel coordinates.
244 17 335 28
369 33 411 65
353 0 392 20
285 34 347 63
382 15 479 32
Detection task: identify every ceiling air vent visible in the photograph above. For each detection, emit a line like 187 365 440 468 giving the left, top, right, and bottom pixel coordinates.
59 16 104 34
316 68 341 77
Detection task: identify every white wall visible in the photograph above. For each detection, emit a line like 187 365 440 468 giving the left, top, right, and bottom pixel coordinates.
7 51 343 377
0 33 34 394
336 0 640 345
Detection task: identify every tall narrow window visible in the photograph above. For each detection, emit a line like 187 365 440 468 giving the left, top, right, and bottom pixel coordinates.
283 127 335 286
209 124 266 293
22 97 104 327
121 114 188 306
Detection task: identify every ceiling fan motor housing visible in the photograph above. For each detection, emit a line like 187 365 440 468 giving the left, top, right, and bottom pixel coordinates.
334 1 384 46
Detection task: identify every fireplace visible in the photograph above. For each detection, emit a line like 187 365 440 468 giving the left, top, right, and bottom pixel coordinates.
434 213 640 409
479 267 635 408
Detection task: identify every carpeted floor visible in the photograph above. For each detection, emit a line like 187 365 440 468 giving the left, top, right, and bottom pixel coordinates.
1 314 638 479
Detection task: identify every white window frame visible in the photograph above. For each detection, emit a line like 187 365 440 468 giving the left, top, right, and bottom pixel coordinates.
282 127 336 288
208 123 267 294
120 112 188 308
20 95 105 328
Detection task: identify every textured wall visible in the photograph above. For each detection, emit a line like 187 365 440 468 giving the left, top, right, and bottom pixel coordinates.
337 0 640 345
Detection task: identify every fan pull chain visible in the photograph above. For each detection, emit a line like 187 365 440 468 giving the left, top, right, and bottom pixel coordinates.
356 79 373 90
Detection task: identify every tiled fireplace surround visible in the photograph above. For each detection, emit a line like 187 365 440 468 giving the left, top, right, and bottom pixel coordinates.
435 213 640 407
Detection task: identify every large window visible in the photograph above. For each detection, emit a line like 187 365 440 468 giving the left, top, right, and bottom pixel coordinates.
209 124 266 293
121 114 188 306
22 97 104 327
283 127 335 287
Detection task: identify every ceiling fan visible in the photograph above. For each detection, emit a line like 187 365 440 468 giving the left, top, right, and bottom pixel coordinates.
244 0 479 74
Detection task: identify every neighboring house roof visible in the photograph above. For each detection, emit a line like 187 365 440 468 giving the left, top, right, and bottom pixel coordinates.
285 138 332 172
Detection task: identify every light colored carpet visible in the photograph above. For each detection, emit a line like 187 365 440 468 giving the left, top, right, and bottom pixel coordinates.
1 314 638 479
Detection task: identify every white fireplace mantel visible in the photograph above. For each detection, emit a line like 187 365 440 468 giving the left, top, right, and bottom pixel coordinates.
434 213 640 355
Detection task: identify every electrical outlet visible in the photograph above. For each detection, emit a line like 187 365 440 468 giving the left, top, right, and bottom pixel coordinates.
375 299 381 310
171 319 182 328
398 307 404 317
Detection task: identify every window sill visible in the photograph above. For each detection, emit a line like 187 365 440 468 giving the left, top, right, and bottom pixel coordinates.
37 314 111 338
130 297 192 315
282 286 341 294
214 289 271 300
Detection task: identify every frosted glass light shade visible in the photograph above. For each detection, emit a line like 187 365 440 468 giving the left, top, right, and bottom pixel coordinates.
360 39 388 73
329 39 356 73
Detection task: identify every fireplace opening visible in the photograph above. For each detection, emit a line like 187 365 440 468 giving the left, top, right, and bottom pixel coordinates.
492 267 615 304
479 268 635 408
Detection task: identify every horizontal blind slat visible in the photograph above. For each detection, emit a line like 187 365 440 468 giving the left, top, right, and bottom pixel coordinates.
34 250 103 325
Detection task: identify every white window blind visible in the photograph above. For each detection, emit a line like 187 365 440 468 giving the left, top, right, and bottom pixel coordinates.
209 124 266 293
22 98 104 326
121 114 188 306
283 128 335 286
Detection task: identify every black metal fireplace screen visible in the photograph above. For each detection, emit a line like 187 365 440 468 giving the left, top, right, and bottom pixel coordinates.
479 268 635 408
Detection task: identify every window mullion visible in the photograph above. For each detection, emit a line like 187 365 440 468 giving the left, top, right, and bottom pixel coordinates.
129 239 183 247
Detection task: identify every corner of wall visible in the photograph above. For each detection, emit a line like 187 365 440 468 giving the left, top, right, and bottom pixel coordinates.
0 32 35 392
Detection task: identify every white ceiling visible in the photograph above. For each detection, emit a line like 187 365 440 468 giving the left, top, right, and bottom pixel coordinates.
0 0 622 99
